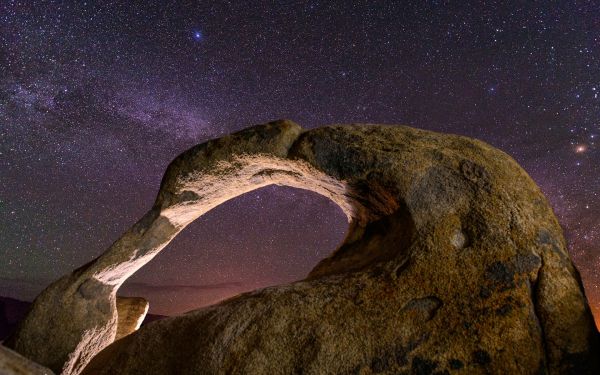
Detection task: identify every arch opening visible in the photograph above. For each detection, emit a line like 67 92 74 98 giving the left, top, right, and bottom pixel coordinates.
110 153 417 308
113 152 416 318
118 184 349 316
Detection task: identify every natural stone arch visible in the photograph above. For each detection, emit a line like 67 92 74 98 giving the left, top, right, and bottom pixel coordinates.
5 120 382 374
7 120 599 374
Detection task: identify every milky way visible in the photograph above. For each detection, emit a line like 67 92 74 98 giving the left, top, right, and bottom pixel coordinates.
1 2 598 317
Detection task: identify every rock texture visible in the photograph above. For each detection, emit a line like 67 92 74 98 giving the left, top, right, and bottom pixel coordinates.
114 297 148 341
0 344 55 375
6 120 599 374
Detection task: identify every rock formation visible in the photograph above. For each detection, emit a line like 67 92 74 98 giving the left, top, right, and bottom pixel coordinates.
114 297 148 341
0 344 55 375
6 120 599 374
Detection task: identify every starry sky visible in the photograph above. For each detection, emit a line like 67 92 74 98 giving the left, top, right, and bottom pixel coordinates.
0 1 598 319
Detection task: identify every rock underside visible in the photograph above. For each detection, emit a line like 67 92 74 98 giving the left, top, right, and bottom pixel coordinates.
5 120 599 374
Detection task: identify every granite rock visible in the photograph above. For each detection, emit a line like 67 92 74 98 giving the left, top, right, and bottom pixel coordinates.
0 344 55 375
115 297 148 341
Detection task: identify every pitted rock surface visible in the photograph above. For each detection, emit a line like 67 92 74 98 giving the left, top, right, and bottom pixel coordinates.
6 120 599 374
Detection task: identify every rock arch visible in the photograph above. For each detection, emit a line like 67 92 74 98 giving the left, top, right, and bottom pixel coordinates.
6 120 599 374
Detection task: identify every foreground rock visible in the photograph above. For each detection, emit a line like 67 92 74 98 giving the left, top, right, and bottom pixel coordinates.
115 297 149 341
7 121 600 374
0 344 54 375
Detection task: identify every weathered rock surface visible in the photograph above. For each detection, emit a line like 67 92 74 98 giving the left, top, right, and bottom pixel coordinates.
114 297 148 341
7 120 599 374
0 344 55 375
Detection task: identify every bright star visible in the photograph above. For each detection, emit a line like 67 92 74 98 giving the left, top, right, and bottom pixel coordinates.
193 30 203 41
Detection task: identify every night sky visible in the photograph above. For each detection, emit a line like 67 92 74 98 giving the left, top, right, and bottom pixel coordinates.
1 2 598 319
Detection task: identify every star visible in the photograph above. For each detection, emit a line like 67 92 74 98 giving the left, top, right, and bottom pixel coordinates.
193 30 203 42
487 85 498 94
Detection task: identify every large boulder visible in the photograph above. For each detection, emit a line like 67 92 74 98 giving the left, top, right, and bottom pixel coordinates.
7 121 599 374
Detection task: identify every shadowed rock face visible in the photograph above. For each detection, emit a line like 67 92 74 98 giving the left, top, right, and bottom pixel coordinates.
6 120 599 374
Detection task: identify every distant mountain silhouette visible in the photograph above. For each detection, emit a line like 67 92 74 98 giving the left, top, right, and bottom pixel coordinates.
0 296 166 341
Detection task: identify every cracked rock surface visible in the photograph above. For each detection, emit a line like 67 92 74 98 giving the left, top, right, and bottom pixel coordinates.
6 121 599 374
